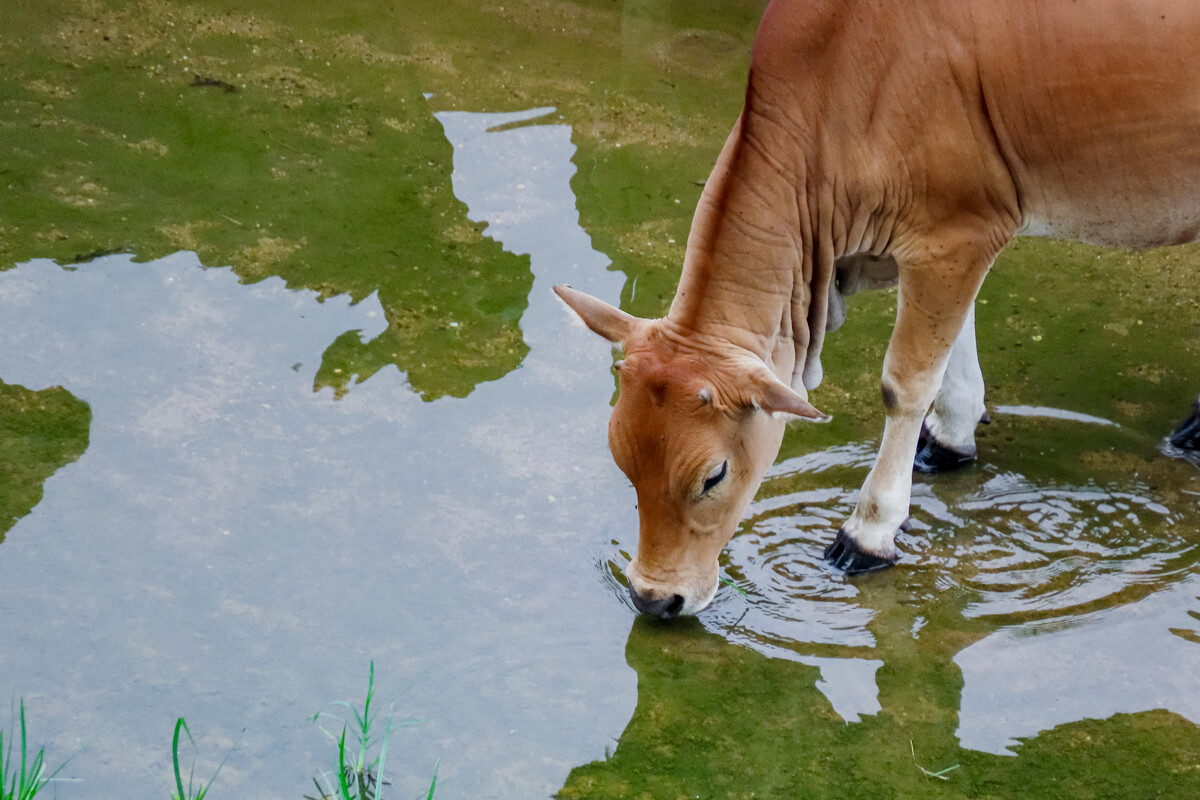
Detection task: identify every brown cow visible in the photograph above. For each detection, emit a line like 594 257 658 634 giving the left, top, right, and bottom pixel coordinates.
557 0 1200 617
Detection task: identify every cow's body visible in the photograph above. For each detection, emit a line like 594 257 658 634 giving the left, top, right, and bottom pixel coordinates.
557 0 1200 616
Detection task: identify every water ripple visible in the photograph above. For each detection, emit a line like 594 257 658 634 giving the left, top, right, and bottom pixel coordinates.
710 442 1198 651
929 473 1195 621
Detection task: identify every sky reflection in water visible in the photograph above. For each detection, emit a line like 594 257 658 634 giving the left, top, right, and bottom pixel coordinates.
0 108 635 800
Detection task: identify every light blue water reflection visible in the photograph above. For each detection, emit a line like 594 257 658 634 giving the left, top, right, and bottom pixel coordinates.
0 108 634 799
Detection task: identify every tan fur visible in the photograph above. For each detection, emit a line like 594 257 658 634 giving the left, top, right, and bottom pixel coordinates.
559 0 1200 614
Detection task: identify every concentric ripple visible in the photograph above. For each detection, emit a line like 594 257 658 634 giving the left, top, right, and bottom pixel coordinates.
710 444 880 657
707 441 1199 654
934 472 1196 621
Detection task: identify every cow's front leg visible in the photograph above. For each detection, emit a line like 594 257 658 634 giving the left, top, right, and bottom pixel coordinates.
914 304 987 473
825 235 1001 573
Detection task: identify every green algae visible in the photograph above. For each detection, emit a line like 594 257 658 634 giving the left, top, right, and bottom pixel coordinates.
559 617 1200 800
0 381 91 543
0 0 534 400
2 0 1196 415
0 0 764 399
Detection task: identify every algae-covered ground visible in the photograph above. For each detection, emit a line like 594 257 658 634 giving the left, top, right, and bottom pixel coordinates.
0 380 90 541
1 1 1198 798
3 0 1196 420
0 0 760 400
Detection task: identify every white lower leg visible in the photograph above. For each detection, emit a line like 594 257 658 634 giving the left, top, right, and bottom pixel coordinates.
841 412 924 557
923 305 985 455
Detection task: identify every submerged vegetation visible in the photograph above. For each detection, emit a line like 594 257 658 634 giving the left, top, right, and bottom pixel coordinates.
558 618 1200 800
1 0 535 400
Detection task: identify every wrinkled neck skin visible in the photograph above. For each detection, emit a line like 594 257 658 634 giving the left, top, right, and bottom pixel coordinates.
666 108 829 395
613 34 903 615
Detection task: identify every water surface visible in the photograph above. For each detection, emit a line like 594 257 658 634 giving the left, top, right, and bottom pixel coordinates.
2 2 1199 798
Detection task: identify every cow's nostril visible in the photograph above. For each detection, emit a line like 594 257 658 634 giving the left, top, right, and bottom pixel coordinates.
629 586 687 618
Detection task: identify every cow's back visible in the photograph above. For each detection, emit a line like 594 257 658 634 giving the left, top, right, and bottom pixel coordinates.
970 1 1200 248
750 0 1200 251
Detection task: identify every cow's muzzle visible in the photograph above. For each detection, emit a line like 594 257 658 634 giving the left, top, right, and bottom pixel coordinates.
629 586 685 618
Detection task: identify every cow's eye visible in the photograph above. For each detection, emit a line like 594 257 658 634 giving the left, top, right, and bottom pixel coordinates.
702 461 728 494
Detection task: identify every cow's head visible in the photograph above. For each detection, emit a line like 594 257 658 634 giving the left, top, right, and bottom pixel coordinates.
556 285 827 617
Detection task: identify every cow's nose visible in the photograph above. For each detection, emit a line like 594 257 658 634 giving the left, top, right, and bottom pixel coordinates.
629 586 685 618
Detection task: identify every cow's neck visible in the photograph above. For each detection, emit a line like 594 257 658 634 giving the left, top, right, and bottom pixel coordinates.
665 115 815 386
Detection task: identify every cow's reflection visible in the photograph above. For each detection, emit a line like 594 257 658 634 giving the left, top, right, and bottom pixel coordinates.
557 593 1200 798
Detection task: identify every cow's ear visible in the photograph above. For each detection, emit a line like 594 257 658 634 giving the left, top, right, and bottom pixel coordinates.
749 366 830 422
554 285 643 345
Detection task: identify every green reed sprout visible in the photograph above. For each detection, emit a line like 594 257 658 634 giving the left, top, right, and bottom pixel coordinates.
1 700 72 800
306 662 437 800
170 717 239 800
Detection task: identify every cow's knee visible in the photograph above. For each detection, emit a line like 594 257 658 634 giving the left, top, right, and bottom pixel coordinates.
1169 397 1200 450
880 378 928 420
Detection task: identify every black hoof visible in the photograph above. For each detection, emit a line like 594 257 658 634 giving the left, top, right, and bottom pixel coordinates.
914 424 976 474
823 530 896 574
1169 402 1200 450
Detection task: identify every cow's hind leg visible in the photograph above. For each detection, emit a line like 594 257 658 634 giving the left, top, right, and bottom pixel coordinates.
915 304 987 473
825 228 1005 574
1169 395 1200 450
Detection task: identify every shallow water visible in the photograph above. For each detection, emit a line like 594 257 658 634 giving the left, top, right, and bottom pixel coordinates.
0 106 639 799
2 2 1199 799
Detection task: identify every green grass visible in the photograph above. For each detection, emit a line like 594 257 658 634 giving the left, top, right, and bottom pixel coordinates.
0 700 70 800
169 717 238 800
718 575 749 596
5 669 438 799
0 0 536 402
307 662 437 800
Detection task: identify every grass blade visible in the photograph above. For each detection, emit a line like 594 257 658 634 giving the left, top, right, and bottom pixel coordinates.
19 701 28 799
426 759 440 800
909 739 960 781
309 662 438 800
4 698 93 800
718 576 748 596
168 717 240 800
172 718 188 800
336 729 352 800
